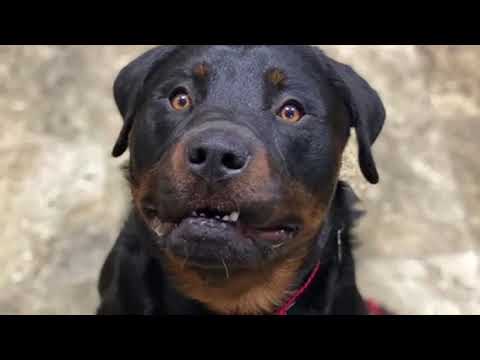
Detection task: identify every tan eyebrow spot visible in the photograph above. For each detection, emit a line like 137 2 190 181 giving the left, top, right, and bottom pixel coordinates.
267 68 286 87
193 63 209 79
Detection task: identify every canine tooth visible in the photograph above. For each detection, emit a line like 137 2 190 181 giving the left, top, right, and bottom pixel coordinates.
215 215 221 220
192 211 197 216
230 211 239 222
153 223 166 237
222 215 229 221
200 213 206 217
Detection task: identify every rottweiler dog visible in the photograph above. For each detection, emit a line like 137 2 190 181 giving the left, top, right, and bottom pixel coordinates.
97 45 386 315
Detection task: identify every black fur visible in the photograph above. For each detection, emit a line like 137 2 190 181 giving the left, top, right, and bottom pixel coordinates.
98 45 386 315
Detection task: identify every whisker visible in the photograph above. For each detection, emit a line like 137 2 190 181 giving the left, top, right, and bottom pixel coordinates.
221 258 230 280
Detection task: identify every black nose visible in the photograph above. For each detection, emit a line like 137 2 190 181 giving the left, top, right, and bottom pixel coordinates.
186 133 251 182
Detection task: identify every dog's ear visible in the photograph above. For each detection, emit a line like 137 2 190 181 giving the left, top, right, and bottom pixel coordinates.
323 53 386 184
111 45 178 157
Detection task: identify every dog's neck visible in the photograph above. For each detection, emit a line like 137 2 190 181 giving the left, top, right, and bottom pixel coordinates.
163 250 309 315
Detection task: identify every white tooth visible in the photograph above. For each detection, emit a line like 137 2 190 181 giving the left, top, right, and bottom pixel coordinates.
222 215 229 221
215 215 220 220
153 224 163 237
200 213 206 217
192 211 197 216
230 211 239 222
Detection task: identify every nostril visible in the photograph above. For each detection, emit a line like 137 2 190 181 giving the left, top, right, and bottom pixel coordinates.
222 152 246 170
189 147 207 165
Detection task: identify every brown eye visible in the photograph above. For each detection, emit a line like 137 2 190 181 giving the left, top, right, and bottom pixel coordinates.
278 102 304 123
169 90 192 111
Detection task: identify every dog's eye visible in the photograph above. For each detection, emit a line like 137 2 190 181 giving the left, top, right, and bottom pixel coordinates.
169 89 192 111
277 101 304 123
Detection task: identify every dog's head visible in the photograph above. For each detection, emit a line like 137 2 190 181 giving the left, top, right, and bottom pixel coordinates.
111 46 385 304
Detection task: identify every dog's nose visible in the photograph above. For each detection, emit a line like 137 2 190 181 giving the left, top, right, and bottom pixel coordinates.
186 133 251 182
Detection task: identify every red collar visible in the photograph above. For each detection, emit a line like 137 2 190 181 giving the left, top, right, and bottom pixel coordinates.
274 261 388 315
365 299 387 315
275 262 322 315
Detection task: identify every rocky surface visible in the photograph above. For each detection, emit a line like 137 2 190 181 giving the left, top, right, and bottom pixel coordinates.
0 45 478 314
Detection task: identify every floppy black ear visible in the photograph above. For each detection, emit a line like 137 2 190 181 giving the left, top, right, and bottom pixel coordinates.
325 55 386 184
111 45 178 157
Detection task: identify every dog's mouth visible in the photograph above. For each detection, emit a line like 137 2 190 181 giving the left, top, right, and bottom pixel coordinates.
146 205 300 243
143 203 301 269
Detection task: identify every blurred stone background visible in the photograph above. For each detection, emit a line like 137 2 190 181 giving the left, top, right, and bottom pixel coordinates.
0 45 478 315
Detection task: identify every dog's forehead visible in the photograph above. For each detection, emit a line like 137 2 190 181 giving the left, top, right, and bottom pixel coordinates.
156 45 330 110
195 45 302 67
169 45 325 87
